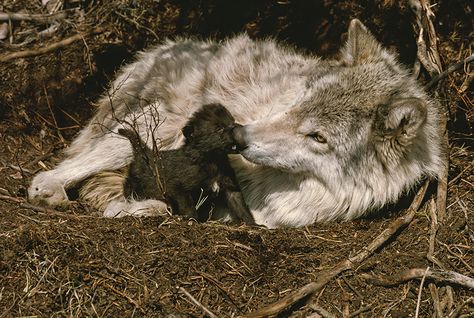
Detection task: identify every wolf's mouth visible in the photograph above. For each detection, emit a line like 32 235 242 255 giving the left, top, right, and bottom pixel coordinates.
228 143 242 154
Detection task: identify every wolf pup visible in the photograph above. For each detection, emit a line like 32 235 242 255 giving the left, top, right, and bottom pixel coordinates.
118 104 256 225
29 19 442 228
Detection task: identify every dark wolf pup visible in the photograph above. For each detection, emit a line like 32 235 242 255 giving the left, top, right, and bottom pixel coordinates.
118 104 256 225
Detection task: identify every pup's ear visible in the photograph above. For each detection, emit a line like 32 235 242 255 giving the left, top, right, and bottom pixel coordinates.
341 19 384 65
373 98 427 147
182 124 194 139
118 128 135 142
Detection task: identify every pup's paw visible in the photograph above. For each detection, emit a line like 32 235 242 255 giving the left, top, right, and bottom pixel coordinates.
28 171 69 207
104 199 168 218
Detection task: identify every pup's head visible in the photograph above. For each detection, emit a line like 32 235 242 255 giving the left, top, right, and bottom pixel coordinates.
182 104 240 153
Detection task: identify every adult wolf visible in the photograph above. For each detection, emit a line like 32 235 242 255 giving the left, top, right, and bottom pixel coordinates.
28 19 442 228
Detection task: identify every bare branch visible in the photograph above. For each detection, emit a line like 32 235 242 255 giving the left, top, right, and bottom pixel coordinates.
242 181 429 318
0 28 102 63
361 268 474 289
178 286 219 318
414 267 430 318
409 0 448 224
0 11 69 23
426 54 474 89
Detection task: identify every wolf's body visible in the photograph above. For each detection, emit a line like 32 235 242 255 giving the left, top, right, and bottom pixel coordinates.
28 20 442 228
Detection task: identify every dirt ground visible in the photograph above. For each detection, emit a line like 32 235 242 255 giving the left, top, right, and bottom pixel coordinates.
0 0 473 317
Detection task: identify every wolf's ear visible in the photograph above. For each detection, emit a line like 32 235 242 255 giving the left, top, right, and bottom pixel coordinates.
341 19 384 65
182 124 194 139
374 98 427 146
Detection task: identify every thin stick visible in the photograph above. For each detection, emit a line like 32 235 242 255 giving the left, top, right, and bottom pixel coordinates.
242 181 429 318
18 202 70 217
0 28 102 63
427 199 445 269
360 268 474 289
410 0 449 224
309 304 336 318
429 283 443 318
43 83 65 144
426 54 474 89
114 10 159 41
0 11 68 23
348 304 373 318
197 271 240 310
178 286 218 318
0 194 81 219
102 282 145 315
415 267 430 318
0 194 23 203
448 297 474 318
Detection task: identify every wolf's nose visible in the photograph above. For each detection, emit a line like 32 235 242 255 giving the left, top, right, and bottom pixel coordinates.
232 124 248 150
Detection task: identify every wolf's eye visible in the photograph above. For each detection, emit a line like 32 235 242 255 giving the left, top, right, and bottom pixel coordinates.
306 132 327 144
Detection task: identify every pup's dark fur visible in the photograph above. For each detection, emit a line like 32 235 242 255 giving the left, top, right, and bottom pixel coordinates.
118 104 255 225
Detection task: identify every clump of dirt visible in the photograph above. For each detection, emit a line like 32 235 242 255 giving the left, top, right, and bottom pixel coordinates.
0 0 472 317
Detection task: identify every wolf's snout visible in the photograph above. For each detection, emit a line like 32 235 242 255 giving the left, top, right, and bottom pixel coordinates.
232 124 248 150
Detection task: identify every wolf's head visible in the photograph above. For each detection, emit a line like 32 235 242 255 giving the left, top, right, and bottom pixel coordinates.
233 19 442 218
183 103 241 153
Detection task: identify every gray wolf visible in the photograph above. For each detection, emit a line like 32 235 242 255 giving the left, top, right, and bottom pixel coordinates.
119 103 255 225
28 19 442 228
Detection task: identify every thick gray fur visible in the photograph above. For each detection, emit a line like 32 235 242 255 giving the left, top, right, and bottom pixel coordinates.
28 19 442 228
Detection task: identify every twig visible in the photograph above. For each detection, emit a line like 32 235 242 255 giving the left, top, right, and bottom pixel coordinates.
427 199 445 268
409 0 448 224
0 28 102 63
102 282 145 315
448 163 473 186
43 83 66 144
0 194 81 219
177 286 218 318
197 271 241 311
6 163 33 174
409 0 443 77
24 148 54 169
440 286 455 315
0 11 68 23
360 268 474 289
0 194 23 203
8 16 12 44
348 304 373 318
438 241 474 274
341 274 364 300
11 23 60 48
448 297 474 318
18 202 69 217
382 284 410 318
429 283 443 318
309 303 336 318
242 181 429 318
426 54 474 89
113 10 159 41
415 267 430 318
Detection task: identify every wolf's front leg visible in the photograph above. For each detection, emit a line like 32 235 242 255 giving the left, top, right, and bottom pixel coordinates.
28 133 132 207
103 198 169 218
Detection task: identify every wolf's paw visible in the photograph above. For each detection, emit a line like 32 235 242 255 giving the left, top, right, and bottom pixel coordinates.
28 171 69 207
103 199 168 218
